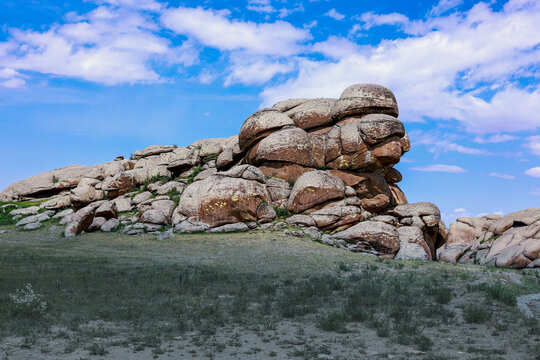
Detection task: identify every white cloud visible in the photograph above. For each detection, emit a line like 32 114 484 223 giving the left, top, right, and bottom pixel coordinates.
0 5 197 85
225 54 295 86
530 188 540 196
198 69 216 84
474 134 518 143
524 135 540 155
260 0 540 134
489 172 515 180
161 6 310 56
247 0 275 14
325 9 345 21
429 0 464 16
410 130 492 156
524 167 540 178
411 164 467 173
0 67 25 88
311 36 360 60
442 207 470 223
277 3 304 18
92 0 162 11
357 12 409 31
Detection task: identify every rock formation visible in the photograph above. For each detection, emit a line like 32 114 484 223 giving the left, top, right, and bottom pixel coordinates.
1 83 536 268
438 209 540 269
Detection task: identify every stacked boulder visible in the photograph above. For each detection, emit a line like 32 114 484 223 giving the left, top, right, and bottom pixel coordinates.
0 84 449 262
438 209 540 269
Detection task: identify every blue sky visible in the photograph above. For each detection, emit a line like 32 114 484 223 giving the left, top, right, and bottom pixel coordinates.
0 0 539 222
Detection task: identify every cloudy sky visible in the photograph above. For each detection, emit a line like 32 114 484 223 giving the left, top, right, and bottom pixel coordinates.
0 0 539 222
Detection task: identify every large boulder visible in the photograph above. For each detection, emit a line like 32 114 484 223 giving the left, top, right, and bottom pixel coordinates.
287 171 346 213
0 165 98 202
178 165 273 227
64 207 95 237
333 84 399 120
247 127 316 167
70 185 101 207
285 98 337 130
238 109 294 151
333 220 401 257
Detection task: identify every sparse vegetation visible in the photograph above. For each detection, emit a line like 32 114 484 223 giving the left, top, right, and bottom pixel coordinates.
203 153 220 163
273 206 289 219
0 229 538 358
185 165 203 185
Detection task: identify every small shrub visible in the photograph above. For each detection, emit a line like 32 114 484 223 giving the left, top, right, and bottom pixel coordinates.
185 165 203 185
462 304 490 323
317 311 348 332
85 342 108 356
203 153 220 163
9 283 47 317
413 334 433 351
338 262 352 272
484 284 517 306
273 206 289 219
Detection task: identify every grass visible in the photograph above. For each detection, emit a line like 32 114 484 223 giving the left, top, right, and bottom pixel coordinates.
484 284 517 306
0 228 539 357
273 206 290 219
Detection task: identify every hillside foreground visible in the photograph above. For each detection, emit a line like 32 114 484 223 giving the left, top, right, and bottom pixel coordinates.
0 224 539 360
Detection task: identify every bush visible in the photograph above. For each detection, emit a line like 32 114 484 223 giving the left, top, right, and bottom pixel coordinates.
485 284 517 306
317 311 348 332
462 304 490 323
273 206 289 219
9 283 47 317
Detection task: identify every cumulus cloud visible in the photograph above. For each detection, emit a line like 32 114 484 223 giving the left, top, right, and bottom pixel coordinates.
524 135 540 156
161 6 310 56
261 0 540 134
525 167 540 178
411 164 467 173
0 5 197 85
224 54 295 86
311 36 360 60
356 12 409 31
488 172 515 180
325 9 345 21
0 68 25 88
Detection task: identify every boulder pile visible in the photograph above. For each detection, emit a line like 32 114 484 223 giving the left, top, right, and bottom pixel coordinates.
438 209 540 269
1 83 537 268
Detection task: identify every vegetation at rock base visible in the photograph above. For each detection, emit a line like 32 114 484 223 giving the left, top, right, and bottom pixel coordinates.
0 228 539 358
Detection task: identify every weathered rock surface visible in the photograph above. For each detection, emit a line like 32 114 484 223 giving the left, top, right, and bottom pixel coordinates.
438 209 540 268
287 171 345 213
334 221 401 257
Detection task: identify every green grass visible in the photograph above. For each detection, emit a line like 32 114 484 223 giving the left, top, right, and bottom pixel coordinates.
484 284 517 306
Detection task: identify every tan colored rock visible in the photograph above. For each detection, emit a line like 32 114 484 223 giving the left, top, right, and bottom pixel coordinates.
333 220 400 256
396 226 431 260
95 201 117 219
310 205 365 230
179 167 271 227
64 207 95 237
238 109 294 151
152 199 176 222
256 202 276 224
140 145 177 158
357 114 405 145
370 137 403 167
333 84 399 120
140 209 168 225
272 98 309 112
258 162 311 182
70 185 101 207
0 165 97 202
287 171 345 213
247 127 316 167
286 214 316 227
101 169 147 198
166 147 201 174
132 191 153 205
389 184 407 205
285 98 337 130
191 136 238 158
361 194 390 213
114 197 132 213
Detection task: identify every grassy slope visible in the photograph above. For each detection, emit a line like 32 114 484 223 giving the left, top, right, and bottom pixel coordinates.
0 226 539 359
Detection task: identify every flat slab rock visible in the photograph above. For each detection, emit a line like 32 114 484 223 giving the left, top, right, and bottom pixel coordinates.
517 293 540 318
